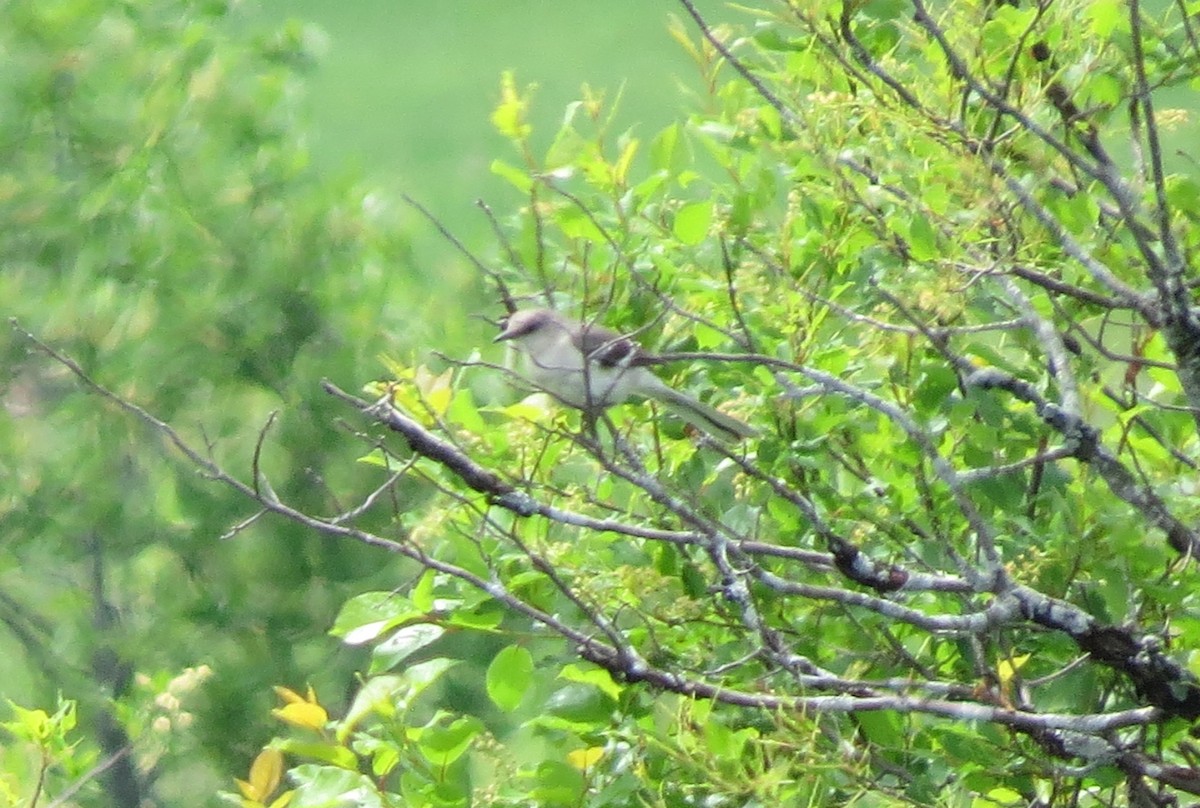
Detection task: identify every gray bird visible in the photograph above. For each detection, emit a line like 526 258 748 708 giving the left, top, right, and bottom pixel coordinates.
494 308 757 441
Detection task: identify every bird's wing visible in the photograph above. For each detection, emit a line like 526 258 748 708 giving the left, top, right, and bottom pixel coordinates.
572 323 650 368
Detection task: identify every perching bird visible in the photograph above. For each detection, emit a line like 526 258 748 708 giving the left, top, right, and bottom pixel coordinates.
494 308 757 441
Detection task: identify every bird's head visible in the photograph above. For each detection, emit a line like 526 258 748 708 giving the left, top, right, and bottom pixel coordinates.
494 309 564 346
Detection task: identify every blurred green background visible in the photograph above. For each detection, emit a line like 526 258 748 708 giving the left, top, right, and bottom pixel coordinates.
245 0 727 328
0 3 738 801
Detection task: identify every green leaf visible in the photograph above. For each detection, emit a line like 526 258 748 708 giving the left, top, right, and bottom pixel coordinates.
555 204 606 242
329 592 420 643
404 658 460 695
704 720 758 760
410 571 436 612
673 200 712 245
753 28 804 52
860 0 907 21
414 713 484 766
490 158 533 192
914 364 959 413
339 675 404 740
902 213 938 261
338 660 458 742
928 725 1000 766
558 663 623 701
856 711 904 747
532 760 584 804
650 122 680 172
370 624 445 674
286 765 383 808
486 644 534 712
541 683 616 725
445 601 506 630
1087 0 1124 37
275 740 358 770
977 787 1024 806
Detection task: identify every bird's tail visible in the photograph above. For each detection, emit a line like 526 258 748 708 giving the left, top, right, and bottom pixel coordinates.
654 383 759 442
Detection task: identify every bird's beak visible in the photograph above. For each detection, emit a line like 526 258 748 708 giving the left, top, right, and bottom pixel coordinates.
493 326 513 343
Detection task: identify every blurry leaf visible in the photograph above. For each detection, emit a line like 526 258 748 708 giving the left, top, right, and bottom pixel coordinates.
414 714 483 766
272 687 328 732
532 759 584 804
860 0 907 21
410 571 436 612
414 365 453 416
444 601 505 630
558 663 623 701
650 122 681 173
404 658 459 695
902 213 938 261
365 739 400 778
286 765 383 808
980 787 1024 806
997 654 1031 687
673 200 712 245
486 644 534 712
272 700 328 732
542 683 615 725
914 364 958 413
681 560 707 598
370 624 445 673
3 703 54 742
502 398 554 423
566 746 605 770
490 70 533 140
704 720 757 760
329 592 420 642
556 204 606 242
339 675 403 741
753 28 804 51
1166 176 1200 215
234 778 257 801
448 385 488 432
1087 0 1124 37
491 158 534 193
612 138 639 185
246 749 284 802
981 5 1038 49
338 659 457 743
928 725 1000 766
275 740 357 770
855 711 903 747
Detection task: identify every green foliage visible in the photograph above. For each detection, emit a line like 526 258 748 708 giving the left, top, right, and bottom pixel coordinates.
10 0 1200 805
233 0 1200 804
1 698 87 806
0 0 427 801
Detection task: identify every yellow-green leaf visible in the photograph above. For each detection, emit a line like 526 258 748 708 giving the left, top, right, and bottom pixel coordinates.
491 158 533 193
612 138 639 185
673 200 712 245
490 71 533 140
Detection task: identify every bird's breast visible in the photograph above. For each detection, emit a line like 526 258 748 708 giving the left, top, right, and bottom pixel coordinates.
521 354 634 410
